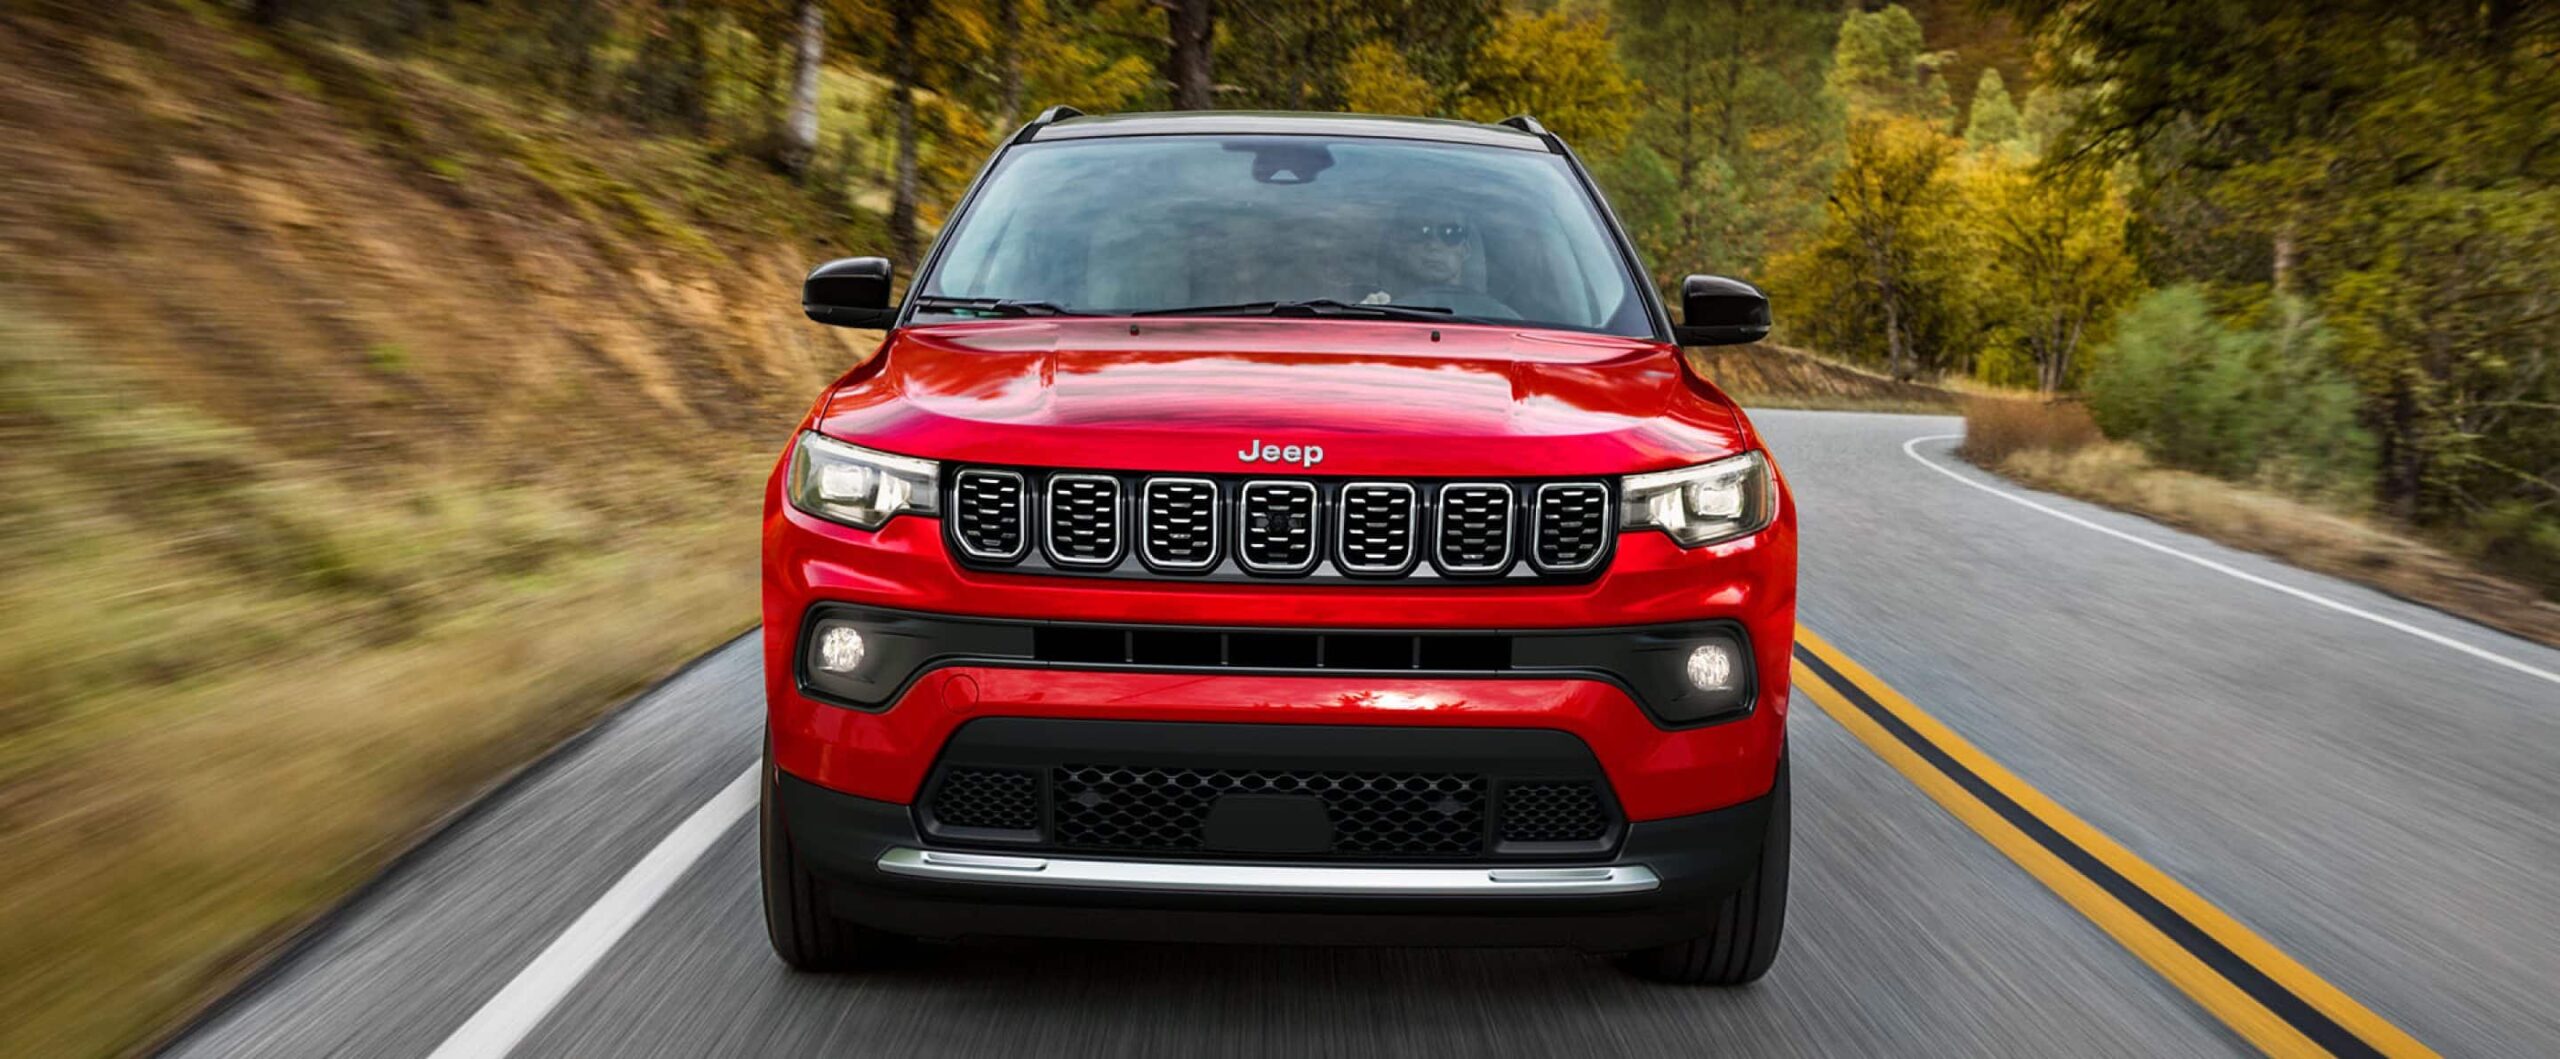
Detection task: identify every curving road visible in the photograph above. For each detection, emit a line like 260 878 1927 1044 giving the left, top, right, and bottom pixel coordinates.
166 410 2560 1058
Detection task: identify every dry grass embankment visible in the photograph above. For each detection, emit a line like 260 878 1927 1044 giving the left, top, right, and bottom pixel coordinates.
1958 396 2560 648
0 8 884 1055
1692 342 1960 414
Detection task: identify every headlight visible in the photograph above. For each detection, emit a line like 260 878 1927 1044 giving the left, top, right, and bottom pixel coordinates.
1621 451 1774 547
786 432 940 529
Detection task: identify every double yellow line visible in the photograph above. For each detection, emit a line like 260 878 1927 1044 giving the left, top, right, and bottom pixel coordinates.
1791 629 2435 1059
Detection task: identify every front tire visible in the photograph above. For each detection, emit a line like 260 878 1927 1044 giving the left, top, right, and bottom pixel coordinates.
1622 751 1790 985
759 757 907 972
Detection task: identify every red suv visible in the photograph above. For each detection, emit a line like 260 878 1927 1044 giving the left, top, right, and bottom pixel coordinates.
761 109 1794 984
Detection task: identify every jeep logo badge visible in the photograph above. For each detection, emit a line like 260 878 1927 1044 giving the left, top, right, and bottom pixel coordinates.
1238 439 1325 468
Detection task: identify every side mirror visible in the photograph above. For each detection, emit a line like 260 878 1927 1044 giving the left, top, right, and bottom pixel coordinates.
1673 274 1771 347
803 256 896 329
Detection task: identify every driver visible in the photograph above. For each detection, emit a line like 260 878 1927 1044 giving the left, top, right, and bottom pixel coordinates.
1361 201 1518 318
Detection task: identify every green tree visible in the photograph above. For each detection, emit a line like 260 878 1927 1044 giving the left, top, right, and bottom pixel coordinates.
1961 67 2021 152
1828 3 1951 122
1601 0 1840 286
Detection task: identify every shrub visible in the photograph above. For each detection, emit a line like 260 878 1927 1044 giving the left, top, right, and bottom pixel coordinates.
2085 286 2373 498
1959 394 2101 463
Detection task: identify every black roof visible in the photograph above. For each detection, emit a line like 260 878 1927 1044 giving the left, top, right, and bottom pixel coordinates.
1025 111 1554 152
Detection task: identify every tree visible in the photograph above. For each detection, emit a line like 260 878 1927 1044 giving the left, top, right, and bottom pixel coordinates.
1161 0 1213 109
1821 116 1960 380
780 0 826 175
1603 0 1840 285
1966 160 2136 391
1828 3 1951 122
1962 68 2021 152
887 0 926 260
1453 8 1637 151
1340 41 1437 115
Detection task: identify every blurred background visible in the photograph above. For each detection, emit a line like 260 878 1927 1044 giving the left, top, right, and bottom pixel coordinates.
1 0 2553 1055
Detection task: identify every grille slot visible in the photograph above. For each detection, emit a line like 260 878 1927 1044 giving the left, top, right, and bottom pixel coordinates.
924 768 1041 835
1043 474 1124 567
1029 628 1509 672
950 470 1029 561
1533 483 1611 572
1434 483 1516 574
1236 481 1320 573
1050 765 1486 858
1336 483 1419 574
1139 478 1220 571
1497 782 1611 845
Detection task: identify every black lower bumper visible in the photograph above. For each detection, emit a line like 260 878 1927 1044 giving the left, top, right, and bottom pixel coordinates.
775 769 1772 952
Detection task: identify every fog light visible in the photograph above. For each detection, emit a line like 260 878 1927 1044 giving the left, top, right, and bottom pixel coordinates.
1685 642 1738 692
816 625 867 674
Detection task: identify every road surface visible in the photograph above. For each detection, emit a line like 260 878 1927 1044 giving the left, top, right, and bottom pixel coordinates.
166 410 2560 1058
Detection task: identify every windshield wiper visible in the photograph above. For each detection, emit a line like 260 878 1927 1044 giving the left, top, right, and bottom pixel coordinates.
1130 298 1457 322
908 295 1092 317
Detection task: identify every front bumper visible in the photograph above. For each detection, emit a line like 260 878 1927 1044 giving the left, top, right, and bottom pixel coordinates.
778 770 1773 951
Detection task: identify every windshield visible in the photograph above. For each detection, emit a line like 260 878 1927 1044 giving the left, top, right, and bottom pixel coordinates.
916 135 1656 337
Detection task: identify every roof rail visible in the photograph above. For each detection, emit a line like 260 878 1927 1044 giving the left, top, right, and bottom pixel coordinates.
1496 114 1565 154
1012 105 1086 144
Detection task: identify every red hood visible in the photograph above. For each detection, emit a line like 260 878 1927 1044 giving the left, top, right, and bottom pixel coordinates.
814 318 1753 477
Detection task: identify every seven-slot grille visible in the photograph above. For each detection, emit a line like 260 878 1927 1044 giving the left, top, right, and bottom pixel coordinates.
950 470 1028 559
1533 483 1611 571
1434 483 1515 573
950 470 1615 580
1043 475 1123 566
1337 483 1419 574
1139 478 1220 569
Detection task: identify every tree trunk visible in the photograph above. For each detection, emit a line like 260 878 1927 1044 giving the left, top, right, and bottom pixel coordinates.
249 0 290 26
995 0 1023 131
889 0 925 262
782 0 825 176
1163 0 1214 110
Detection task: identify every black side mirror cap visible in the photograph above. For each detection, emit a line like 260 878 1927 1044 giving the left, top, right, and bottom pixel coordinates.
803 256 896 328
1673 274 1771 347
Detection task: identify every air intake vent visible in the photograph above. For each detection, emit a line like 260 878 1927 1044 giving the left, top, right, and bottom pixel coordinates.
1532 483 1610 572
1139 478 1220 570
1043 474 1123 567
1434 483 1515 574
1336 483 1418 574
950 470 1029 561
1237 481 1320 573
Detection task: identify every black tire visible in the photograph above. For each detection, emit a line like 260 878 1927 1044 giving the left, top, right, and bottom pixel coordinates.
759 758 907 972
1622 751 1790 985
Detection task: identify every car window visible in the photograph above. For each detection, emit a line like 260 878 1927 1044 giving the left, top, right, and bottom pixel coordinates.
919 135 1654 337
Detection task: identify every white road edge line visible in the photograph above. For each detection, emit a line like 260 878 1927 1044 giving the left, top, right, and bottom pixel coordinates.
1902 432 2560 688
426 762 760 1059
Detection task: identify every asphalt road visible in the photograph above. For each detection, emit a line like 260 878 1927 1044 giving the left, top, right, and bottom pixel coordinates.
166 410 2560 1058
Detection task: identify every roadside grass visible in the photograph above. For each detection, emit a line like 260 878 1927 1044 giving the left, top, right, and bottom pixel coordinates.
1692 343 1961 415
1958 396 2560 648
0 308 766 1057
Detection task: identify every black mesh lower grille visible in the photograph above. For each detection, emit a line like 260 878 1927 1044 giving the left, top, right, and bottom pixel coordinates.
1497 782 1611 844
926 768 1040 832
1051 765 1486 858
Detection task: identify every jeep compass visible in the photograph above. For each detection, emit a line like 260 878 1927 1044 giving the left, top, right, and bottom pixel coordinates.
762 109 1794 984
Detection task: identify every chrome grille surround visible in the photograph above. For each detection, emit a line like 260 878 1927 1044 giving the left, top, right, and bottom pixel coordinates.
1236 480 1322 574
1433 482 1516 574
949 469 1030 561
1335 482 1420 576
1530 482 1612 573
1042 473 1125 568
1138 477 1221 571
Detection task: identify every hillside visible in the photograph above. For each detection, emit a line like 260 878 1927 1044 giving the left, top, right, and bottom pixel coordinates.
0 7 881 1055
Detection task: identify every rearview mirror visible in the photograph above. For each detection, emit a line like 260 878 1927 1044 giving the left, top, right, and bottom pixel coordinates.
1674 274 1771 347
803 257 896 329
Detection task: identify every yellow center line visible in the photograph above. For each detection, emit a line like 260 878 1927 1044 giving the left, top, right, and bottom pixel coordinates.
1792 628 2434 1059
